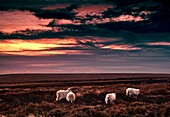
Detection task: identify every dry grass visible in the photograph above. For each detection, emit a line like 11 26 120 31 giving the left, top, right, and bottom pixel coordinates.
0 74 170 117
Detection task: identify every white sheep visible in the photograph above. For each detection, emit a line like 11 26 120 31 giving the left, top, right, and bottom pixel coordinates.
56 88 71 101
105 93 116 104
66 91 76 103
126 88 140 97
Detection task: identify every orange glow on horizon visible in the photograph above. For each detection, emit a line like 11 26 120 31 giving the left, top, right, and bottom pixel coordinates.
1 50 90 56
0 41 57 51
0 38 78 56
1 50 66 56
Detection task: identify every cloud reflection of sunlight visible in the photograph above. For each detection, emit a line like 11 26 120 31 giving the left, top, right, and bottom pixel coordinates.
0 38 78 56
102 44 141 50
147 42 170 46
0 10 51 33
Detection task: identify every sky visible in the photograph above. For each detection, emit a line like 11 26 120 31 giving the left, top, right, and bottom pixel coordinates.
0 0 170 74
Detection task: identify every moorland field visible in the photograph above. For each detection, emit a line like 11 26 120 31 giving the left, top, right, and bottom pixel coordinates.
0 73 169 117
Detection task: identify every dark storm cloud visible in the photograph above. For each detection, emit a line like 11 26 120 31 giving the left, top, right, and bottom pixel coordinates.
0 0 48 11
77 40 99 48
96 20 170 33
0 24 117 39
117 30 138 44
34 4 78 19
107 0 169 7
100 1 170 32
0 0 106 11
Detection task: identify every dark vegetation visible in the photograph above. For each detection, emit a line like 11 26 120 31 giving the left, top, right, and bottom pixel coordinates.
0 74 170 117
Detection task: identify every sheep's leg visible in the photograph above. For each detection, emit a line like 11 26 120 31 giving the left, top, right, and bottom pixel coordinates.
56 93 60 101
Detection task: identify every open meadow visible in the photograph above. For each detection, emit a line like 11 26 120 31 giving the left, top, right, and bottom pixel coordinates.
0 74 170 117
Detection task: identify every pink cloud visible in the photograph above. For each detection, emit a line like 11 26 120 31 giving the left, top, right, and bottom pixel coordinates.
55 19 74 25
0 10 51 33
81 14 145 25
102 44 141 50
139 11 151 15
73 4 114 17
112 15 144 22
147 42 170 46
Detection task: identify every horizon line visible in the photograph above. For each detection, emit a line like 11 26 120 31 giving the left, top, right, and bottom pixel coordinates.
1 72 170 76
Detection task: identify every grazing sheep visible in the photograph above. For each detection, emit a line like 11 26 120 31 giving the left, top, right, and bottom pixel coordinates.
105 93 116 104
56 88 71 101
126 88 140 97
66 91 76 103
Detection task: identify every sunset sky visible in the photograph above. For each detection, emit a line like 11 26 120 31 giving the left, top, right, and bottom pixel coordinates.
0 0 170 74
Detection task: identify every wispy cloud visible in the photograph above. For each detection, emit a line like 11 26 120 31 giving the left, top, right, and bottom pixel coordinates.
41 4 70 10
0 38 79 56
147 42 170 46
73 4 114 17
102 44 141 51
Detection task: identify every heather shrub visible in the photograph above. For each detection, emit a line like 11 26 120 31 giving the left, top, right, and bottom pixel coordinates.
46 109 67 117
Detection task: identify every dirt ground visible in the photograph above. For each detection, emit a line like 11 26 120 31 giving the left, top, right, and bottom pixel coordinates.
0 74 170 117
